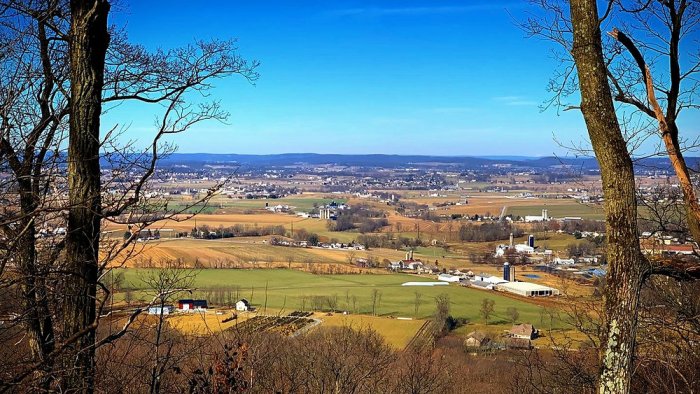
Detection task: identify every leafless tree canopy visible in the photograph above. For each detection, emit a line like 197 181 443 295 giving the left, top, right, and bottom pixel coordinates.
0 1 258 390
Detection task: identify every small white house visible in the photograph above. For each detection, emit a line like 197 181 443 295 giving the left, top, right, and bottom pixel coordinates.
235 299 250 311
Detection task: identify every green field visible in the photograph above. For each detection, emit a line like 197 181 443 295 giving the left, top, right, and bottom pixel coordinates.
210 196 347 213
507 202 604 220
118 269 558 327
162 196 347 215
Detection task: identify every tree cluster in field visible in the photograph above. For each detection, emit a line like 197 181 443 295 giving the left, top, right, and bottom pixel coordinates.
328 204 389 233
558 219 605 234
566 240 603 257
431 294 466 338
530 172 583 183
96 323 512 393
355 234 426 249
190 224 287 239
394 201 430 216
288 229 321 246
458 223 523 242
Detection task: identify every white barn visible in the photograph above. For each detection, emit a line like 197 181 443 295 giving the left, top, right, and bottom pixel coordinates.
437 273 461 283
235 299 251 311
495 282 560 297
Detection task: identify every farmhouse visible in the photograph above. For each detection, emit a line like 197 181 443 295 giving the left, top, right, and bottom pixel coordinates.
235 299 251 311
464 331 491 348
148 305 174 315
495 282 560 297
510 323 539 340
178 299 208 311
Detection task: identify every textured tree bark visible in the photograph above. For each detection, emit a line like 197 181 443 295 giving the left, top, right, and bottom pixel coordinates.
569 1 646 393
62 1 110 391
17 178 55 389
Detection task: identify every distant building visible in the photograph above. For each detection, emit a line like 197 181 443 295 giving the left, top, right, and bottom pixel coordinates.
178 299 208 311
503 262 515 281
510 323 539 340
148 305 174 315
465 331 491 348
235 299 250 311
553 257 576 265
524 209 549 222
495 282 559 297
437 273 461 283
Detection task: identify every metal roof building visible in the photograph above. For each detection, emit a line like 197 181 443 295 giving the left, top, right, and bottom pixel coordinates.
495 282 560 297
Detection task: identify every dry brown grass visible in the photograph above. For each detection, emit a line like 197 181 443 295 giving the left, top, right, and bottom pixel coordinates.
315 312 425 349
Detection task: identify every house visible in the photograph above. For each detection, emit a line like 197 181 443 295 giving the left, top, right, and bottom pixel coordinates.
509 323 538 340
178 299 208 311
148 305 174 315
464 331 490 348
235 299 251 311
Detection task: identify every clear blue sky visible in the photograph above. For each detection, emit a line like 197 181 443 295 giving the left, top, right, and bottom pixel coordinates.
104 1 697 157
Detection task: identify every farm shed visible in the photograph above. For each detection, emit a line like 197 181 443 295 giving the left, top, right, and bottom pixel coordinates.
148 305 174 315
236 299 251 311
178 299 208 311
437 273 461 283
495 282 560 297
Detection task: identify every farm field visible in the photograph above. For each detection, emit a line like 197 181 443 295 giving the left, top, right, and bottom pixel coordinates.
399 193 604 220
168 309 249 335
507 203 604 220
317 313 425 349
118 269 564 329
108 237 430 268
161 193 347 215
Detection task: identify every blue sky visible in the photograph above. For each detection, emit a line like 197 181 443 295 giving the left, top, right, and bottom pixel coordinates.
105 1 697 157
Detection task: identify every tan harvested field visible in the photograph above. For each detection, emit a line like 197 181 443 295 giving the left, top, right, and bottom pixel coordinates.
402 194 602 218
316 313 425 349
168 309 251 335
108 237 456 269
155 309 425 349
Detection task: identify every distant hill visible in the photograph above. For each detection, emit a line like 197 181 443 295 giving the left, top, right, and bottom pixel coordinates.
154 153 699 171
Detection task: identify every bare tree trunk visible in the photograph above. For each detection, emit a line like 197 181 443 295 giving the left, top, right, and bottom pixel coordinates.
62 1 110 391
17 191 55 389
569 1 646 393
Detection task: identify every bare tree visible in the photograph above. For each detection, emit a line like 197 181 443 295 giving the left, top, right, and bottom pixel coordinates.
506 307 520 325
60 2 111 390
139 262 197 394
480 298 495 325
0 1 258 390
414 291 423 318
370 288 381 316
523 1 700 391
